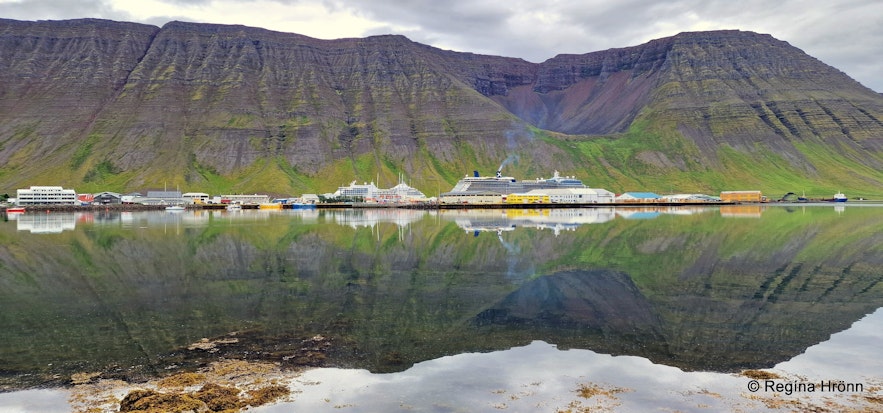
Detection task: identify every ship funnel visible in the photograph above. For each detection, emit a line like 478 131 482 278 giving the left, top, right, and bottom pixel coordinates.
473 170 480 177
496 169 502 179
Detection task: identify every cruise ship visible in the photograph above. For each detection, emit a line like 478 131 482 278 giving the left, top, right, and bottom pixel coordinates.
329 176 430 203
448 169 587 194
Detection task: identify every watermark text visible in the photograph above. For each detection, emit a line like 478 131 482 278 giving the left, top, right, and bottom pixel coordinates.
747 379 864 395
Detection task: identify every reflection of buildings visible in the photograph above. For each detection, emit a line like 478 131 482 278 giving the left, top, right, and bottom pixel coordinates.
446 209 515 235
99 209 287 228
444 208 617 236
617 206 716 219
11 209 321 232
504 208 617 235
445 206 718 233
15 213 78 233
720 205 763 218
321 209 430 229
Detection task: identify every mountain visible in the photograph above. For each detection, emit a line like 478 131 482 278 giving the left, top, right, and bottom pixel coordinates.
1 19 882 197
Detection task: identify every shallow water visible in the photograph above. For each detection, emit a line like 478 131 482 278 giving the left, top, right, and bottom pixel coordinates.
2 308 880 412
255 308 883 412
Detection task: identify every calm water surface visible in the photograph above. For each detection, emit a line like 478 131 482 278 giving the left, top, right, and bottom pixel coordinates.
1 205 881 410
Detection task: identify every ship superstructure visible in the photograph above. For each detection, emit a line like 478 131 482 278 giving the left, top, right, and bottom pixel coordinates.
329 175 430 203
447 169 588 194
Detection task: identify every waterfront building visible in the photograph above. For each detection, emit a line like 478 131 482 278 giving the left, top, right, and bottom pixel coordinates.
720 190 763 203
121 192 142 204
15 186 77 206
77 194 94 204
220 194 272 205
139 190 184 205
94 192 123 204
300 194 320 204
505 193 550 204
665 193 722 203
182 192 210 204
616 192 663 203
536 188 615 204
439 191 502 205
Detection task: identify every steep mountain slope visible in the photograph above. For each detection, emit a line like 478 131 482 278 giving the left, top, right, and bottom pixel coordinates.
0 19 160 184
1 19 882 196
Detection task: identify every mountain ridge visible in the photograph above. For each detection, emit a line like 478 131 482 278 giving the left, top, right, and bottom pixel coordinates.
1 19 882 196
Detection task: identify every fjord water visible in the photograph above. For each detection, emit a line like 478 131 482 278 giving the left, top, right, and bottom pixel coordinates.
1 205 881 393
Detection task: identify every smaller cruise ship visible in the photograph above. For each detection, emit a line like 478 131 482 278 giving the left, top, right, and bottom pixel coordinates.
328 176 430 203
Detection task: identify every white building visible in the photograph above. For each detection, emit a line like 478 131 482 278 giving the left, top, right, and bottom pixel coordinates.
439 191 502 205
220 194 271 205
300 194 320 204
616 192 662 202
16 186 77 206
182 192 210 204
530 188 616 204
138 190 184 205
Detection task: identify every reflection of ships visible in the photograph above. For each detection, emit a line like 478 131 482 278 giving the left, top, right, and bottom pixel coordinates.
445 208 616 236
450 169 588 194
322 209 430 229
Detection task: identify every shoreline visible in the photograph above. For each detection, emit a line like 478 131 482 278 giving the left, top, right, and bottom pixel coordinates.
4 199 878 214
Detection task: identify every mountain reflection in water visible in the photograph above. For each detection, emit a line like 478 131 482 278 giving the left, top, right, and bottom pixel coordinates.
0 205 881 391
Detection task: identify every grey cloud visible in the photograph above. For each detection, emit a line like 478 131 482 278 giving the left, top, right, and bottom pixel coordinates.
0 0 132 22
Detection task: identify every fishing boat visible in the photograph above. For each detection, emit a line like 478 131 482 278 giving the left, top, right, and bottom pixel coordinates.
289 202 317 210
831 192 848 203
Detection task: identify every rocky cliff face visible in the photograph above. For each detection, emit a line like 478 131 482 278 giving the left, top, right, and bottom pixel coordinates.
0 19 159 169
1 19 882 193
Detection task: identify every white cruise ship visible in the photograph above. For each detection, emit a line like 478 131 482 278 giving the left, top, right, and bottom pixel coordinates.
447 169 587 194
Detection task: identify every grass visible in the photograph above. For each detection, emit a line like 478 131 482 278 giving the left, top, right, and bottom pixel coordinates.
4 105 883 200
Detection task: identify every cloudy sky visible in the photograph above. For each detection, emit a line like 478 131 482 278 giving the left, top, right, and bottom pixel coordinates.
2 0 881 92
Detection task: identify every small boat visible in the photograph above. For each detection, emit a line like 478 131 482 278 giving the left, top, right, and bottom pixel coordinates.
289 202 317 210
259 203 283 210
226 203 242 211
4 206 25 213
165 205 186 211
